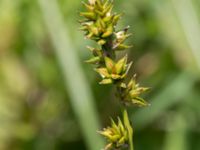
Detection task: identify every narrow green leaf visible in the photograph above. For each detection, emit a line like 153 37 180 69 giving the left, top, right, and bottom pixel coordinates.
38 0 104 150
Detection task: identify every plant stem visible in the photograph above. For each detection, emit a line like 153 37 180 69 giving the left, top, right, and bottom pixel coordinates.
123 109 134 150
130 139 134 150
37 0 104 150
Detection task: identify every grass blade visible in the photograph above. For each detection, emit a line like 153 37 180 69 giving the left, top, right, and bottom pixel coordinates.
37 0 104 149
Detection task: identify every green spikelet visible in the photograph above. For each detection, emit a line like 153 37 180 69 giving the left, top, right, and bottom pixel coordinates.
80 0 151 150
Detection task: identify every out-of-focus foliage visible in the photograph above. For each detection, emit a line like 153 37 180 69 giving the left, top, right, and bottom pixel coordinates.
0 0 200 150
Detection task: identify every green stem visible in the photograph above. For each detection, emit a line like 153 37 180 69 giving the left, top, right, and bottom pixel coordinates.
123 109 134 150
130 138 134 150
37 0 104 150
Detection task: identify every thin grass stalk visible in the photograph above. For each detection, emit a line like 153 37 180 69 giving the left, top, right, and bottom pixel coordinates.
37 0 104 149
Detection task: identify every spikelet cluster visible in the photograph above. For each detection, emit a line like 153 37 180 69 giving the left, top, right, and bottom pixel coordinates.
98 111 133 150
80 0 150 149
80 0 149 109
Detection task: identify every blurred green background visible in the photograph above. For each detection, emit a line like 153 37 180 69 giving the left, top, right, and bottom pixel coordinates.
0 0 200 149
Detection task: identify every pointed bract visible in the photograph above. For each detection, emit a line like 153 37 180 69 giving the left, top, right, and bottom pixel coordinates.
85 56 100 64
105 57 115 73
115 55 127 74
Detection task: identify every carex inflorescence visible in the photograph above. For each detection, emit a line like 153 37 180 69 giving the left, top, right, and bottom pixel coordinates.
80 0 150 149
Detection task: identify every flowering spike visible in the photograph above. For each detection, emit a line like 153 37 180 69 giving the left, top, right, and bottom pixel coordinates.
80 0 151 150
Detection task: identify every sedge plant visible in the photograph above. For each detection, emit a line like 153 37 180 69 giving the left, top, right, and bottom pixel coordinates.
80 0 150 149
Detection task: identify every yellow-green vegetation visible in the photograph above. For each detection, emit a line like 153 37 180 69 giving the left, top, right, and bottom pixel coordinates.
80 0 150 149
1 0 200 149
98 111 133 150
